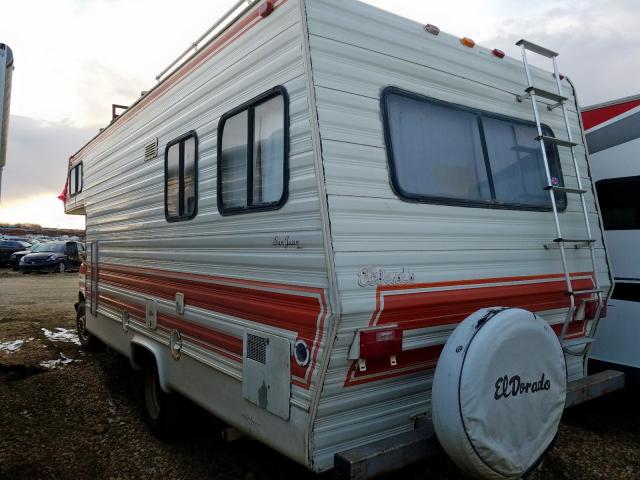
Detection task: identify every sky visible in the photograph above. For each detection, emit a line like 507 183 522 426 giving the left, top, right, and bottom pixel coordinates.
0 0 638 228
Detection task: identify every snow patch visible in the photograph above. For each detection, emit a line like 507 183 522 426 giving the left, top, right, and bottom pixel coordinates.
41 327 81 345
0 339 24 353
39 353 79 369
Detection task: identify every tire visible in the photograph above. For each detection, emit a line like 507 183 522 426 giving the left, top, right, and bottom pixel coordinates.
57 261 66 273
76 302 100 351
142 360 182 440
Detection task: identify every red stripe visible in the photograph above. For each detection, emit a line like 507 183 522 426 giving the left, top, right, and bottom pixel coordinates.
97 264 323 344
92 263 328 389
374 275 593 331
345 272 595 386
582 98 640 130
99 295 243 361
346 345 443 387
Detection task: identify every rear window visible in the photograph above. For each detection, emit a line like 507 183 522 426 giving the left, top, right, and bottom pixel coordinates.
382 88 566 211
32 243 64 253
596 176 640 230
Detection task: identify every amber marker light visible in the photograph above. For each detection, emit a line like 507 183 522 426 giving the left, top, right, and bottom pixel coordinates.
460 37 475 48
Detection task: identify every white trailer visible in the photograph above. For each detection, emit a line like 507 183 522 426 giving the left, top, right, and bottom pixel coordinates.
65 1 623 478
582 95 640 382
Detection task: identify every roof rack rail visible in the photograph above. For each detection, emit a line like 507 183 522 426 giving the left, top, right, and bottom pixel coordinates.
155 0 260 81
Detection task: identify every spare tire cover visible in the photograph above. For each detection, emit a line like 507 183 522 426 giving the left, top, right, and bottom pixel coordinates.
432 308 567 480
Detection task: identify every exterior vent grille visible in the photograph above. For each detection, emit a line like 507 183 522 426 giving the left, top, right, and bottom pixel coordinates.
144 137 158 161
246 334 267 364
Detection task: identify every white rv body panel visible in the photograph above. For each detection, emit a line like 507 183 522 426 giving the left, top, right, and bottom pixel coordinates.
583 98 640 371
72 0 332 464
305 0 610 470
66 0 614 474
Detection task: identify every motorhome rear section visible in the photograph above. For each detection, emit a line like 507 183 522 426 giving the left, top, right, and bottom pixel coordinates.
65 0 621 477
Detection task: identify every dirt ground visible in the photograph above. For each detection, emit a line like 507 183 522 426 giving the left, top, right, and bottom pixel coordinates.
0 269 638 480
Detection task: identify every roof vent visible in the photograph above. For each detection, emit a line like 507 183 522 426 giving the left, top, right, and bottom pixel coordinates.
144 137 158 161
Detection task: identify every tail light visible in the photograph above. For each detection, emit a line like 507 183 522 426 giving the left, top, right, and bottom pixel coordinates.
584 299 606 320
360 327 403 359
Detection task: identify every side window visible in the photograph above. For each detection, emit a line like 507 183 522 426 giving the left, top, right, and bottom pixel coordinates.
382 87 566 211
68 162 83 196
596 176 640 230
218 87 288 215
165 131 198 222
482 117 565 209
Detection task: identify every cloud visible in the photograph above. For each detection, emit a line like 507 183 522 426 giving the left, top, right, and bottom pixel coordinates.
480 0 640 106
361 0 640 106
1 114 95 204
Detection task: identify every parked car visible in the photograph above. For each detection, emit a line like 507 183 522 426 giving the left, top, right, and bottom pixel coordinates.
7 243 37 270
19 241 85 273
0 239 31 266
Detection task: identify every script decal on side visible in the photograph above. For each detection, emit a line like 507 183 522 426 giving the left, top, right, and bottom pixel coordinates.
494 373 551 400
273 236 302 249
358 266 416 287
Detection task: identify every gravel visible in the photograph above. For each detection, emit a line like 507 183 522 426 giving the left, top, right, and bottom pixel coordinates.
0 270 638 479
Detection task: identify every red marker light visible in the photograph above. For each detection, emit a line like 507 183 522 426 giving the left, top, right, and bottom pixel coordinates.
492 48 505 59
424 24 440 36
258 0 273 18
584 299 606 320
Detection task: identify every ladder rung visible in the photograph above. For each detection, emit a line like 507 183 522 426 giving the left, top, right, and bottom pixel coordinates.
567 289 605 296
553 238 595 244
524 87 567 104
535 135 577 148
515 39 559 58
562 337 595 348
544 185 587 194
510 146 539 154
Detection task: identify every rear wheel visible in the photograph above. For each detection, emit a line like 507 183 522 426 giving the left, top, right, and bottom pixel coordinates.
76 302 100 350
142 360 182 440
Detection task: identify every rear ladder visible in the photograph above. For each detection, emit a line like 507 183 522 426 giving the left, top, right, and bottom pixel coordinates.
515 39 604 354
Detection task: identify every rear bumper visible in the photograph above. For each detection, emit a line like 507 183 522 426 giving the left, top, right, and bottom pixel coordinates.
334 425 441 480
565 369 625 408
20 262 59 273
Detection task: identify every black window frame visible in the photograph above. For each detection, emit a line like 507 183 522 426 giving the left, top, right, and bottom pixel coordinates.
381 86 567 212
164 130 199 222
595 175 640 230
68 162 83 197
217 86 289 216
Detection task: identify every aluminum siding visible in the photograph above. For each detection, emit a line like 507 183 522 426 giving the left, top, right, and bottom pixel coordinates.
75 0 330 466
306 0 611 471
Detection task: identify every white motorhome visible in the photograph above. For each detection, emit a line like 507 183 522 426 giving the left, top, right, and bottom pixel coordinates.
65 1 623 478
582 95 640 382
